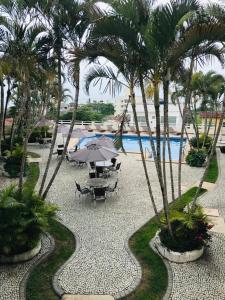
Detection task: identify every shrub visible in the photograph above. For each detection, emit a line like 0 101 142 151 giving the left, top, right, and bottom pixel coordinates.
1 136 23 153
0 186 58 256
159 207 212 252
28 126 52 143
189 134 212 151
186 148 207 167
4 144 29 177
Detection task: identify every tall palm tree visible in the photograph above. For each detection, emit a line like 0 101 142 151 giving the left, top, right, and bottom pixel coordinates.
41 0 94 198
0 1 47 191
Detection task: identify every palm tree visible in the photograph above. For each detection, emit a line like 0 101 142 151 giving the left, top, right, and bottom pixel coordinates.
82 0 161 223
41 0 94 198
0 1 47 191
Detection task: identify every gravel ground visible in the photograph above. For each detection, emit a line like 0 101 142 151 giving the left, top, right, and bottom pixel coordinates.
27 136 204 299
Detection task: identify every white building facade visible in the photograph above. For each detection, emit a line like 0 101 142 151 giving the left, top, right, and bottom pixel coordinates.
115 95 183 132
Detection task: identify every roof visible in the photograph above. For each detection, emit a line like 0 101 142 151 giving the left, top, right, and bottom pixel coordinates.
5 118 13 126
199 112 224 118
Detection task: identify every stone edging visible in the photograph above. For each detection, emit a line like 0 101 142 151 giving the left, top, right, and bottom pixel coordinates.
52 220 142 300
152 232 204 263
19 233 55 300
0 240 42 264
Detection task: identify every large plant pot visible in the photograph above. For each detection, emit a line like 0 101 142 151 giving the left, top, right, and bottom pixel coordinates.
0 240 41 264
152 231 204 263
220 146 225 154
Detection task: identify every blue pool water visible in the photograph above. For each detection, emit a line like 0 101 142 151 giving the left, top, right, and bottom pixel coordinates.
78 134 184 160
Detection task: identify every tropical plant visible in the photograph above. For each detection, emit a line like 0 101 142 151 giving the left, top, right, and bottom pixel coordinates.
186 148 207 167
0 185 58 256
4 144 29 177
159 206 212 252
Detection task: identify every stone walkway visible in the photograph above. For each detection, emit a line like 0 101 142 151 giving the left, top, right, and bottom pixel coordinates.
28 138 204 299
167 150 225 300
0 234 53 300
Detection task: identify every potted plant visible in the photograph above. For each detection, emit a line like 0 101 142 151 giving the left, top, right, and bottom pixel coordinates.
0 185 58 263
154 207 213 263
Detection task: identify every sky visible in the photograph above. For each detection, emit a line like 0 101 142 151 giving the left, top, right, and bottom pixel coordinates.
66 0 225 104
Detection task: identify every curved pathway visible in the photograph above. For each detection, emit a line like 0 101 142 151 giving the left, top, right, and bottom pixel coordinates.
167 150 225 300
29 140 204 299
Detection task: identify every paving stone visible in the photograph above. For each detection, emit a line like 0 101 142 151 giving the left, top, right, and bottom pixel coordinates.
62 295 114 300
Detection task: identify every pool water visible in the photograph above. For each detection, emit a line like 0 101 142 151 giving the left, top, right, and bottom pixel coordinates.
78 134 184 160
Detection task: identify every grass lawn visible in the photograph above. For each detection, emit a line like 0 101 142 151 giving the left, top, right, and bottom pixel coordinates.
203 154 218 183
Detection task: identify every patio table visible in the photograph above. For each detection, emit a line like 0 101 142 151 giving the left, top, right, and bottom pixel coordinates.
95 161 113 168
86 178 109 188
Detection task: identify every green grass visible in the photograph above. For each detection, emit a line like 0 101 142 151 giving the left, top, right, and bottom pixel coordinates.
124 187 207 300
26 219 75 300
203 154 218 183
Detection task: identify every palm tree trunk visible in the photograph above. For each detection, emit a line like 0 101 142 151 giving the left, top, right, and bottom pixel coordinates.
42 65 80 199
163 78 175 202
139 76 165 199
178 58 194 200
192 92 225 208
39 45 62 196
19 81 31 193
153 78 172 235
130 82 160 223
3 79 11 140
0 81 4 156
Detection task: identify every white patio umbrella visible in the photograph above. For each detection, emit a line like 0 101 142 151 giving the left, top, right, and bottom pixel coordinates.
71 128 95 138
85 135 115 149
69 144 118 162
36 118 54 127
57 124 69 134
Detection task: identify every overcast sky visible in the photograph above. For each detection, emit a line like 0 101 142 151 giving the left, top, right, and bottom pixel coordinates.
68 0 225 104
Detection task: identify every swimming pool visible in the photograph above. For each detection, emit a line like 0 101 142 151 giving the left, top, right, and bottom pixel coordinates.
78 134 184 160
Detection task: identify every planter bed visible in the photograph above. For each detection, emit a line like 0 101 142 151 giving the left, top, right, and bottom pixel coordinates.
152 231 204 263
0 240 42 264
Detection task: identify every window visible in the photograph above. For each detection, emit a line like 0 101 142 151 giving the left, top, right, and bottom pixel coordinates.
160 116 177 125
137 115 146 123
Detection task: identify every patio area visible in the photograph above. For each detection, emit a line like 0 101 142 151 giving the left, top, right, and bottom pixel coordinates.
28 137 204 299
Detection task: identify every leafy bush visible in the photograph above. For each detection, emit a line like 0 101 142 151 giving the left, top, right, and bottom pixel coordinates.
189 134 212 150
4 144 29 178
28 126 52 143
1 136 23 153
159 207 212 252
0 186 58 256
186 149 207 167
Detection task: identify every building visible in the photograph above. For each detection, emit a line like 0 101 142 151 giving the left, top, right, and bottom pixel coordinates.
115 94 184 132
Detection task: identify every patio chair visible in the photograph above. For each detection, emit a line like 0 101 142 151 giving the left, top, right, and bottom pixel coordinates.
96 166 104 177
111 157 117 167
89 161 96 169
89 172 96 178
85 125 94 132
95 124 106 132
110 162 121 173
58 144 64 148
106 180 119 196
75 182 91 200
75 160 87 168
57 148 63 158
93 187 107 207
107 125 117 133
